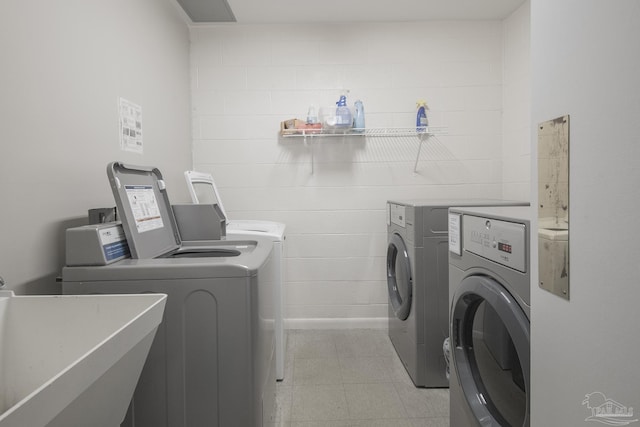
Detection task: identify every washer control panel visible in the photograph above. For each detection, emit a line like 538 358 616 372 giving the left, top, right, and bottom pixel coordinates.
389 203 406 228
463 215 526 273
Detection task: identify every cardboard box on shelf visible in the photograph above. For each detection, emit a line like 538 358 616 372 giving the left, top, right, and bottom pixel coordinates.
280 119 322 135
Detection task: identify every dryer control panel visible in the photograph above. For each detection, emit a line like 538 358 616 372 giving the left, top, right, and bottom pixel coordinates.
463 215 527 273
389 203 406 228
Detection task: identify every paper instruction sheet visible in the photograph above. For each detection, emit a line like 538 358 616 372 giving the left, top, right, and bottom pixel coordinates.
119 97 143 154
125 185 163 233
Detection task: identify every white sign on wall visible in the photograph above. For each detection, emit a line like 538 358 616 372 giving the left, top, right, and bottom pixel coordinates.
118 97 143 154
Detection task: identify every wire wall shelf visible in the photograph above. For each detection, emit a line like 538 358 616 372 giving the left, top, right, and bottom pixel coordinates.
278 127 450 173
280 126 448 139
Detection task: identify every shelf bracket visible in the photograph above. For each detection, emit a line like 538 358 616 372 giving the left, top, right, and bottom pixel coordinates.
413 133 445 173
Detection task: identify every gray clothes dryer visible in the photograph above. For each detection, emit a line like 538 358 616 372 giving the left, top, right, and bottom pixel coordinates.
386 199 527 388
448 206 531 427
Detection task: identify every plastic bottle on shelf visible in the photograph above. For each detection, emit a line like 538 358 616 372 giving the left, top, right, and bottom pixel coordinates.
353 100 365 133
306 105 318 124
335 95 352 129
416 100 428 133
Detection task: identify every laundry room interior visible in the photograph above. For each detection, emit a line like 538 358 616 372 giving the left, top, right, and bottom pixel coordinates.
1 1 639 426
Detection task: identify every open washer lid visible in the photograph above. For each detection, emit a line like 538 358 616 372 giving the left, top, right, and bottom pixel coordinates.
184 170 228 221
107 162 181 259
185 170 287 239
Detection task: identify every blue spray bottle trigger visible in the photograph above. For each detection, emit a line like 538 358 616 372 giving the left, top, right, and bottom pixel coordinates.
416 100 428 133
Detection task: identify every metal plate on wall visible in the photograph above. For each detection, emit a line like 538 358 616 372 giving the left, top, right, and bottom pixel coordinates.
538 115 570 300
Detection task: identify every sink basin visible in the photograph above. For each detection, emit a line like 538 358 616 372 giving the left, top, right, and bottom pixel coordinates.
0 291 166 427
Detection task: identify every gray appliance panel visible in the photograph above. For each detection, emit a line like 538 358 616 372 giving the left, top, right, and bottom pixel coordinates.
62 238 273 281
107 162 181 259
63 275 273 427
463 215 527 273
388 199 528 240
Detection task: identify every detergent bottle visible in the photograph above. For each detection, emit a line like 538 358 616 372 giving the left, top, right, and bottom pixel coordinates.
353 100 365 132
416 100 428 133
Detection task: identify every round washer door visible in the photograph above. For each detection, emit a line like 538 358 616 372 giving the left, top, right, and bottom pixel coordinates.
451 275 530 427
387 232 412 320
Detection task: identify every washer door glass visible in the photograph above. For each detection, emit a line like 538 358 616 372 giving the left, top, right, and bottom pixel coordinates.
451 275 530 427
387 232 412 320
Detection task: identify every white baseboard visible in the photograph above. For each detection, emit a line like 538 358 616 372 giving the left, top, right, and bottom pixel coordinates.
284 317 388 330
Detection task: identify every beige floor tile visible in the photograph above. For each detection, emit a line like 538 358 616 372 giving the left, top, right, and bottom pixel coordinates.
290 331 338 359
351 418 414 426
339 357 394 383
409 417 450 427
334 330 397 358
291 384 349 421
294 358 343 385
277 330 451 426
290 421 352 427
394 383 449 418
344 383 408 420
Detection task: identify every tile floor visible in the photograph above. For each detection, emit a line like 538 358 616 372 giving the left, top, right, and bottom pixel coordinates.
274 329 450 427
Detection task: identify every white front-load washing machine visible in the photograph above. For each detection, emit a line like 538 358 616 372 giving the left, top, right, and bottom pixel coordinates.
184 170 287 381
448 206 531 427
386 199 527 388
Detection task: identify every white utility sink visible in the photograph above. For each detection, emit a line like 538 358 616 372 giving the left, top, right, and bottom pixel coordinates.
0 291 166 427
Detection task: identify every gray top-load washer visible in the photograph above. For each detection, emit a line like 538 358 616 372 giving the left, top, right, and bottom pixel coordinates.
62 162 276 427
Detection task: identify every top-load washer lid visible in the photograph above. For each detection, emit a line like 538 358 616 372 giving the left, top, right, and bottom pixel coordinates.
108 162 246 260
226 221 286 240
185 170 287 240
108 162 180 259
184 170 229 222
108 162 247 259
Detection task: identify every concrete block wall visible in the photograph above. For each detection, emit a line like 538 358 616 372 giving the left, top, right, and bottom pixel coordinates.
190 20 519 327
503 2 531 201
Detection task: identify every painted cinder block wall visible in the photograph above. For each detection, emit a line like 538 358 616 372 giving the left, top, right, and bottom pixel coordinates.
0 0 192 294
190 12 531 327
502 3 531 201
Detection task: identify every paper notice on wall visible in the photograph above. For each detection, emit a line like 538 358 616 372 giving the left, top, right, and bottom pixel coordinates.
125 185 163 233
119 97 143 154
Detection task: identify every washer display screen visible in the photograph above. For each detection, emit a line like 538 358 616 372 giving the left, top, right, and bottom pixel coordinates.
498 242 512 254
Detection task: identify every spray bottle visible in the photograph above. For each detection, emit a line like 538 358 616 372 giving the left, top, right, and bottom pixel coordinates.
335 95 352 128
416 100 428 133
